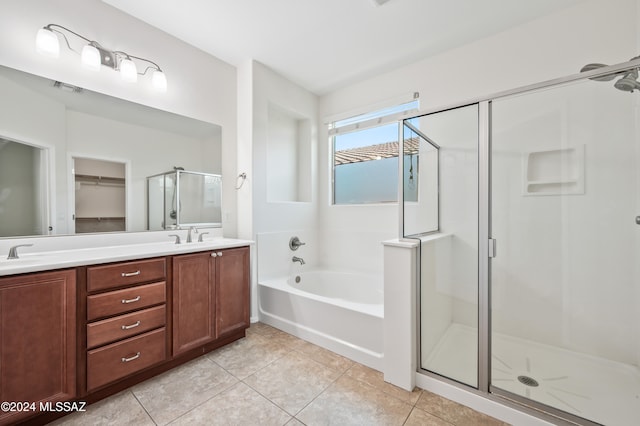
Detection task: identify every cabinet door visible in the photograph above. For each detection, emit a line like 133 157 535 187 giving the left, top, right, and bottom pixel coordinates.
0 270 76 425
172 252 215 356
216 247 250 336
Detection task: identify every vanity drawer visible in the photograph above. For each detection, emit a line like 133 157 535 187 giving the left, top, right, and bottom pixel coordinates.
87 305 166 349
87 281 166 321
87 328 166 391
87 258 166 292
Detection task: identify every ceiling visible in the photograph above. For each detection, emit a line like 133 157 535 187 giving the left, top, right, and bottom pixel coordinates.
102 0 583 95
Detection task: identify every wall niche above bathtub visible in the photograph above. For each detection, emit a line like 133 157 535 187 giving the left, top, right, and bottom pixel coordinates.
266 102 311 203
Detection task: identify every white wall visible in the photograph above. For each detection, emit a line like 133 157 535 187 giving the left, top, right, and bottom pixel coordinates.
0 0 238 236
252 61 318 235
251 61 318 319
491 81 639 364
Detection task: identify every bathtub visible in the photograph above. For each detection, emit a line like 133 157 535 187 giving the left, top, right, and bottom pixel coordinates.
258 270 384 370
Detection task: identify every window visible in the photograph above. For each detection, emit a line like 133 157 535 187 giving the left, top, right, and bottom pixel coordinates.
330 97 419 204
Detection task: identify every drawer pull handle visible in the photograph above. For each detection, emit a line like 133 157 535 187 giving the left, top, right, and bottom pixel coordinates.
211 252 217 257
121 270 141 277
121 321 141 330
217 252 223 257
121 352 140 363
121 296 141 304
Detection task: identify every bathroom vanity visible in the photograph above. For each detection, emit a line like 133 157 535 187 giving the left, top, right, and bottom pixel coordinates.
0 239 250 425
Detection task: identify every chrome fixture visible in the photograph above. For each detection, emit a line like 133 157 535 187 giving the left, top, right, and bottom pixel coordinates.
187 226 198 243
580 56 640 92
169 234 181 244
7 244 33 260
289 236 306 251
292 256 305 265
198 232 209 242
635 216 640 225
235 172 247 189
35 24 167 92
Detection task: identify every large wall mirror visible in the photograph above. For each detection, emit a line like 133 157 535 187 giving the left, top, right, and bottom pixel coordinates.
0 64 222 238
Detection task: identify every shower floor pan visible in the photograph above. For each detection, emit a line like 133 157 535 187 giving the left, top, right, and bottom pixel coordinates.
423 323 640 426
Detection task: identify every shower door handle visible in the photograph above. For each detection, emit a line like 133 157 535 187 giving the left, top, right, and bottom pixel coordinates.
488 239 497 258
636 216 640 225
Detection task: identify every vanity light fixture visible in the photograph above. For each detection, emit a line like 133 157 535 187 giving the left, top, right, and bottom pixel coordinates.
35 24 167 92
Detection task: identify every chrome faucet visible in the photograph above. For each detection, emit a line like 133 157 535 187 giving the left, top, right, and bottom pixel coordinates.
289 236 306 251
7 244 34 260
292 256 305 265
187 226 198 243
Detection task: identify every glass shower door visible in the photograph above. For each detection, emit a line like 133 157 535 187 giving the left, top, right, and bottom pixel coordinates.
410 104 480 388
490 71 640 426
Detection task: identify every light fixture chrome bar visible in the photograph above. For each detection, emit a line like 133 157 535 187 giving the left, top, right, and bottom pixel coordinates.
36 23 167 92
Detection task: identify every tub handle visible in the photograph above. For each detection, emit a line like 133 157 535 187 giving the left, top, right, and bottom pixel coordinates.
289 236 306 251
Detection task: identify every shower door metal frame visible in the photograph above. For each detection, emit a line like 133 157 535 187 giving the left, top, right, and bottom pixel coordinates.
408 57 640 426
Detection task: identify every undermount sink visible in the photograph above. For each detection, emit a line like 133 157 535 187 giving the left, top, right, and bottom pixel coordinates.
0 255 49 268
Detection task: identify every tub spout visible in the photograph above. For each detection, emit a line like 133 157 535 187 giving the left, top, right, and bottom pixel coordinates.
292 256 305 265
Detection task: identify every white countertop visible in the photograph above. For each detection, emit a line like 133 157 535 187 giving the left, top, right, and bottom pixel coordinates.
0 238 253 276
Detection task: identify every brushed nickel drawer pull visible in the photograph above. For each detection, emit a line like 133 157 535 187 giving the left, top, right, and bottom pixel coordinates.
121 296 141 304
121 270 141 277
121 321 141 330
217 252 223 257
121 352 140 363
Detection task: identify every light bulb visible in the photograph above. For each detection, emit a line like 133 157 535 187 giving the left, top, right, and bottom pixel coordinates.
119 58 137 83
81 44 101 71
35 27 60 58
151 69 167 92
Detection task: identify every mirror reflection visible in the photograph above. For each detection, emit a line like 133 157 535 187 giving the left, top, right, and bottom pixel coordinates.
0 65 222 238
147 169 222 230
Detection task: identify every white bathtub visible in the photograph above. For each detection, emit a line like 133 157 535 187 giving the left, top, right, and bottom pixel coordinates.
258 269 384 370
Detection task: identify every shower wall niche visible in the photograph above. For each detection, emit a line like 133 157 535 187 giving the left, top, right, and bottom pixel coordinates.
147 170 222 230
266 102 312 203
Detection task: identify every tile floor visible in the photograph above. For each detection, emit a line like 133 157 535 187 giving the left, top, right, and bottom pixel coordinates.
52 323 509 425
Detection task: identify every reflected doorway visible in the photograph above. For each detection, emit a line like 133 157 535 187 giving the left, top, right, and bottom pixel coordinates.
0 137 50 237
71 157 127 233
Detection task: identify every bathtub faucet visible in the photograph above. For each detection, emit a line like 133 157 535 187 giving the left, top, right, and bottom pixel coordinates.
292 256 305 265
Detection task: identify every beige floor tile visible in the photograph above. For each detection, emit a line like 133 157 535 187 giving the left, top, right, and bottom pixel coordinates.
287 418 306 425
296 375 413 426
268 329 306 349
346 363 422 405
244 350 342 415
132 356 238 425
292 339 354 373
416 391 510 426
169 382 291 426
208 333 291 379
50 391 153 426
246 321 281 337
404 407 454 426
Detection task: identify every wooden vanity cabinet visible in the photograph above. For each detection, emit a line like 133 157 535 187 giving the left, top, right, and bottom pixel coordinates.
172 246 250 356
85 258 168 392
0 270 76 426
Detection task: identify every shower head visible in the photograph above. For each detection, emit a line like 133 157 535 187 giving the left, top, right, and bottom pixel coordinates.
579 63 620 81
614 69 640 92
173 166 184 171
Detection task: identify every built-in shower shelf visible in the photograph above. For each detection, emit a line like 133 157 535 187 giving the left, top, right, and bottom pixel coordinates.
523 145 584 196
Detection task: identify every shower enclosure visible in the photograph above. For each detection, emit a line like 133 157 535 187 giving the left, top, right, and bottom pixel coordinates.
403 58 640 426
146 169 222 230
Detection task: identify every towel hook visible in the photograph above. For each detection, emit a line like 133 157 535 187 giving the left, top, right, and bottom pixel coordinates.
235 172 247 189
